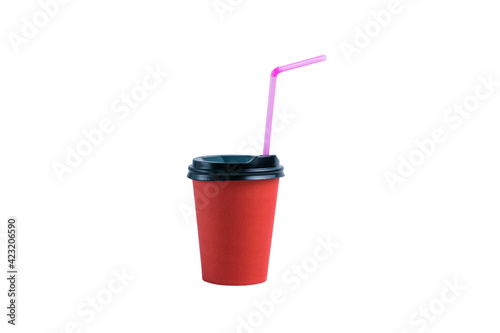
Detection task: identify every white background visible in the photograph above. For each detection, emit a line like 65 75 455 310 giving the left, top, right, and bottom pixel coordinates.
1 0 500 332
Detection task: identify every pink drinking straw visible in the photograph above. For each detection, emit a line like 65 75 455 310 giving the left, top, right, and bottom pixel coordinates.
262 55 327 156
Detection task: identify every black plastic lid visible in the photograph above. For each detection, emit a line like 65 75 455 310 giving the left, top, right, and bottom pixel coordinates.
187 155 284 181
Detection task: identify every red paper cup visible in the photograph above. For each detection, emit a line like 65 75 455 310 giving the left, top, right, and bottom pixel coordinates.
187 155 284 285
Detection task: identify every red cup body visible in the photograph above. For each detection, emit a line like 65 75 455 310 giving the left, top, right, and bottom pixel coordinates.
193 178 279 285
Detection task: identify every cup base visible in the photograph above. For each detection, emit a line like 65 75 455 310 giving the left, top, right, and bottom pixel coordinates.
202 277 267 286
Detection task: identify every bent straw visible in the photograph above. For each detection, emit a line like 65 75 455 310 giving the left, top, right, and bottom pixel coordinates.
262 55 327 156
